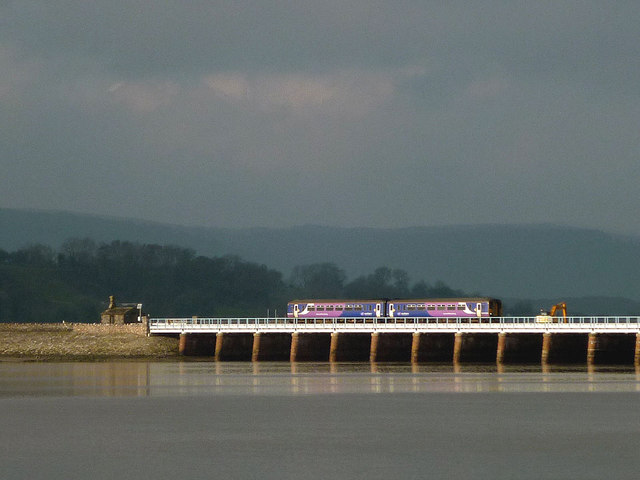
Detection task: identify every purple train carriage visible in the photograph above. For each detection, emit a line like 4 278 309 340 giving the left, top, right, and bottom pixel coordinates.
287 298 502 320
287 299 385 319
387 298 502 318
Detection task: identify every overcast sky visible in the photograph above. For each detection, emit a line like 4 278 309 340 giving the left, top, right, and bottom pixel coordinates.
1 1 639 233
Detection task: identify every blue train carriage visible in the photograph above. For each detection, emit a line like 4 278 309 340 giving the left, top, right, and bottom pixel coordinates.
387 298 503 320
287 299 385 320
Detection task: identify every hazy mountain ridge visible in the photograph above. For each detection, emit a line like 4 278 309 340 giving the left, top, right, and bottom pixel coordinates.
2 208 640 301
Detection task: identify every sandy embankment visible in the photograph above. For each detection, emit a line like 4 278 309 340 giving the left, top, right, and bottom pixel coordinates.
0 323 179 360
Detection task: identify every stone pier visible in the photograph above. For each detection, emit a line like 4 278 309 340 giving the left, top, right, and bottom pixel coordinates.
214 333 224 361
411 333 421 363
329 332 339 363
453 333 463 363
171 330 640 365
369 332 379 363
541 333 552 364
290 332 299 362
496 333 506 363
251 333 261 362
587 333 597 364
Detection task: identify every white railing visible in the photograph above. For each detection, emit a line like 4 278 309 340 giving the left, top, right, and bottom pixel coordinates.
149 316 640 334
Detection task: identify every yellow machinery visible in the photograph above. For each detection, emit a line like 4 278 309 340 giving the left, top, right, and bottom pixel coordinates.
535 302 567 323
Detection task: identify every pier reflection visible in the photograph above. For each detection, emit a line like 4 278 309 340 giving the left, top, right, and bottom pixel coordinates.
2 361 640 397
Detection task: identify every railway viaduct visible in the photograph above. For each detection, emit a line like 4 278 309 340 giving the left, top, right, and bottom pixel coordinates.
150 317 640 365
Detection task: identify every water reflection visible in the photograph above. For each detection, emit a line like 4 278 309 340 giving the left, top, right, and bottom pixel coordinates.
0 362 151 397
1 361 640 397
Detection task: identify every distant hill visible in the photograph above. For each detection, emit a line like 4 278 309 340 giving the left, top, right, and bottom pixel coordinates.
2 208 640 301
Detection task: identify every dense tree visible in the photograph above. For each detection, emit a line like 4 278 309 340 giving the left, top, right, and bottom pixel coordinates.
0 239 474 322
10 244 56 266
344 267 426 298
59 238 97 265
289 263 346 298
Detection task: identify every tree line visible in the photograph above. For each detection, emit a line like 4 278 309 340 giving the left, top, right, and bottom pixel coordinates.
0 239 477 323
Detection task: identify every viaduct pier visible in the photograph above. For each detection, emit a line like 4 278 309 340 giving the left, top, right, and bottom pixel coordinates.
149 316 640 365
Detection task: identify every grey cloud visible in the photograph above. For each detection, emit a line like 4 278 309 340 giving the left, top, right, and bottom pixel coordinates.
1 1 639 233
5 2 638 78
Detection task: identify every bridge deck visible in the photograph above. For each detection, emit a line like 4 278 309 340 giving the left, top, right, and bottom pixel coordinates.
149 316 640 334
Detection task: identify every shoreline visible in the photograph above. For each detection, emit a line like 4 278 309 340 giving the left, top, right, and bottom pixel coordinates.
0 323 179 361
0 355 181 362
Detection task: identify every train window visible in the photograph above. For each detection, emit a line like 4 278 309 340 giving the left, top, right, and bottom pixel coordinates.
457 305 465 310
417 304 425 309
308 306 315 311
427 306 435 311
447 305 455 311
335 305 343 311
407 305 416 311
326 306 334 311
355 305 363 311
437 305 445 311
345 306 353 311
316 306 324 311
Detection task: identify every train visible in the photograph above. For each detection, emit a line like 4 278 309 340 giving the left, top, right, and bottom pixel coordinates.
287 298 503 320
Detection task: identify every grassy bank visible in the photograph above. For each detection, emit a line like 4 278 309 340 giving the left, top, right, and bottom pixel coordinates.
0 323 179 360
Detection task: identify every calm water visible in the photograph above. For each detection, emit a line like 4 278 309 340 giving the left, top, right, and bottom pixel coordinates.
1 361 640 396
1 362 640 479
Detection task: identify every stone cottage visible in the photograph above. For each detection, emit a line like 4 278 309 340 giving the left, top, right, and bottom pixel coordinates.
101 295 141 325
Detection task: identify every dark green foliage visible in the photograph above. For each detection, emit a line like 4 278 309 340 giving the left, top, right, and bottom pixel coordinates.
4 239 636 321
289 263 346 298
344 267 411 298
0 257 99 323
1 240 286 322
0 240 472 322
288 263 466 301
5 209 640 301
